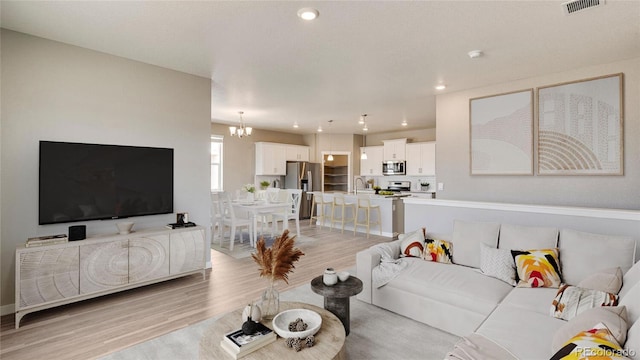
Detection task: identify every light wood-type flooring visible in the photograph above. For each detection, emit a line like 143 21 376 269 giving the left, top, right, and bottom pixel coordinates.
0 221 388 360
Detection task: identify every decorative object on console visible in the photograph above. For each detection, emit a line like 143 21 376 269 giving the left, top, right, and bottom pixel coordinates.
549 322 625 360
323 268 338 286
400 228 425 257
422 238 453 264
551 284 619 321
68 225 86 241
176 212 189 224
26 234 68 247
252 229 305 319
116 221 134 235
512 248 562 288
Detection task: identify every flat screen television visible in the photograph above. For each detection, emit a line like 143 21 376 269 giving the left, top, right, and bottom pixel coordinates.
39 141 174 225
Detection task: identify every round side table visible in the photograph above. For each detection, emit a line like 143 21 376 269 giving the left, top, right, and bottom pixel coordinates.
310 275 363 336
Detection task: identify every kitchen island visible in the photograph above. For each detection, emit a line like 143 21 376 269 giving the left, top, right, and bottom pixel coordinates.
310 192 404 237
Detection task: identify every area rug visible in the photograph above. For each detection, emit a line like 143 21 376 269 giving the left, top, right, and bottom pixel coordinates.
99 270 459 360
211 232 315 259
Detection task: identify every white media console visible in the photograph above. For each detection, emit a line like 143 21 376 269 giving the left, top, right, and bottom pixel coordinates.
15 225 206 328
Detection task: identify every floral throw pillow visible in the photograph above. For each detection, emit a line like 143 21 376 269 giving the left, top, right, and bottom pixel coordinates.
549 322 630 360
400 228 425 257
550 284 619 320
511 248 562 288
422 238 453 264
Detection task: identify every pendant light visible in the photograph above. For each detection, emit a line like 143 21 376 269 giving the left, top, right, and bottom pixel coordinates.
229 111 252 138
360 114 368 160
327 120 334 161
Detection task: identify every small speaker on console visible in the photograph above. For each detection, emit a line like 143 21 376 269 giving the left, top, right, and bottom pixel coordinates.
68 225 86 241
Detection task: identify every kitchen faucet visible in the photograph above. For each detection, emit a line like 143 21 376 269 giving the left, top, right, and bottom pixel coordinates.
354 177 365 194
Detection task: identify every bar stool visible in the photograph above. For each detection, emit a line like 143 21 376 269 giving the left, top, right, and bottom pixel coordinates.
309 192 329 229
330 194 355 233
354 194 381 238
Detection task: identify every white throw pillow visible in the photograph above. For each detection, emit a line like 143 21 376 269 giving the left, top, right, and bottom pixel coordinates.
578 267 623 294
400 228 425 258
498 223 558 251
451 220 500 268
559 229 635 286
479 243 516 286
551 306 628 354
619 282 640 324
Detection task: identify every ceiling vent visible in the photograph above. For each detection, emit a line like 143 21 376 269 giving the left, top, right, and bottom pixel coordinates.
562 0 605 15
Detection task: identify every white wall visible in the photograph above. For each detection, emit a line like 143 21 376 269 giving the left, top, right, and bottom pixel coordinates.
0 30 212 309
435 57 640 210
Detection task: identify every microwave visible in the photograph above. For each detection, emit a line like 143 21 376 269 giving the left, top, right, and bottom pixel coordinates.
382 161 406 175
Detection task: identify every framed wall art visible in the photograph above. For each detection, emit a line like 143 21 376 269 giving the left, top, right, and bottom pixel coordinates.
470 89 533 175
537 73 623 175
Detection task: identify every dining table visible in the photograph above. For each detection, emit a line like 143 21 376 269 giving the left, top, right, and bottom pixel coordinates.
232 200 290 247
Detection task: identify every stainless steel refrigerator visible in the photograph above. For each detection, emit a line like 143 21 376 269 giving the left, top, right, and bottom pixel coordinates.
285 162 322 219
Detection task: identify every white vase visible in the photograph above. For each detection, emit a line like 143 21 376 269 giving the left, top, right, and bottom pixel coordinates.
323 268 338 286
247 192 254 202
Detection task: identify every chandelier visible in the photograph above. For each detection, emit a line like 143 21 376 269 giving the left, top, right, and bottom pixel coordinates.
229 111 252 138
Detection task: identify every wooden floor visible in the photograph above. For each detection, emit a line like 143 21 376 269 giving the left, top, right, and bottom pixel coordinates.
0 221 388 360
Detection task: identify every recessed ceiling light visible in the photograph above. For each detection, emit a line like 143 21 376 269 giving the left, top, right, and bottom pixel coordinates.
317 125 323 132
401 120 408 126
297 8 319 21
293 121 299 128
468 50 483 59
435 84 446 90
363 124 369 131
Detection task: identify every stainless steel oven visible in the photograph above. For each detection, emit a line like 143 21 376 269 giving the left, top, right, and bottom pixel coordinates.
382 161 406 175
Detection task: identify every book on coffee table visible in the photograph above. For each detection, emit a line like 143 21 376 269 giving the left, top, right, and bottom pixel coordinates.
220 322 276 358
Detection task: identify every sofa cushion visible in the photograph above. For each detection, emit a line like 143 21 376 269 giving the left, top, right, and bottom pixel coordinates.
479 243 516 286
451 220 500 268
619 282 640 324
578 267 623 294
625 320 639 360
499 287 563 315
512 248 562 288
559 229 636 286
475 302 564 359
550 322 628 360
620 260 640 298
551 284 618 320
498 223 558 250
400 228 425 257
551 306 628 354
384 258 512 317
423 238 453 264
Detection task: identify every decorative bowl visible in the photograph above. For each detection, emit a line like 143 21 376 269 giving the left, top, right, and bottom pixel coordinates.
272 309 322 339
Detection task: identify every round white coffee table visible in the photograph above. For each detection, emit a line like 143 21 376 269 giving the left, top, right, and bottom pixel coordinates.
199 301 346 360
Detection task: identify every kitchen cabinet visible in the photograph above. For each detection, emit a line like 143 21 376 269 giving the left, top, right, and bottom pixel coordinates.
383 139 407 161
285 145 310 162
406 142 436 176
360 146 383 175
255 142 287 175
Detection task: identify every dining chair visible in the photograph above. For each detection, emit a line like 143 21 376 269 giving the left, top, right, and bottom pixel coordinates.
220 192 253 251
272 189 302 237
210 191 224 244
255 188 281 235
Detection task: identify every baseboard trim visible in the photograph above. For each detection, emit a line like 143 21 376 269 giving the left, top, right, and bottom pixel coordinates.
1 303 15 316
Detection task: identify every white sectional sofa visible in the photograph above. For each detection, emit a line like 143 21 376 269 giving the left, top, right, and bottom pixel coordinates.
356 221 640 359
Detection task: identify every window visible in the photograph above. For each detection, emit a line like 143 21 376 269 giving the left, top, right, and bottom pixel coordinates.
211 135 223 191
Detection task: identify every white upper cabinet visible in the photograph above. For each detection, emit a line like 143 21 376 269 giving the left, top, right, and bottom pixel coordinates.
382 139 407 161
360 146 383 176
255 142 287 175
285 145 310 162
406 142 436 176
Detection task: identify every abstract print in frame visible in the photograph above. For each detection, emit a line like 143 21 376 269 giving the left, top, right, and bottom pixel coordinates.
470 89 533 175
537 73 623 175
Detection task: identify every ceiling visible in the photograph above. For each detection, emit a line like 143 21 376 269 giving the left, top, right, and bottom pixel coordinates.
1 1 639 135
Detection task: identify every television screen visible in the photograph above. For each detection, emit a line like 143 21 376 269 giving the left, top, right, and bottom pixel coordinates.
39 141 174 225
